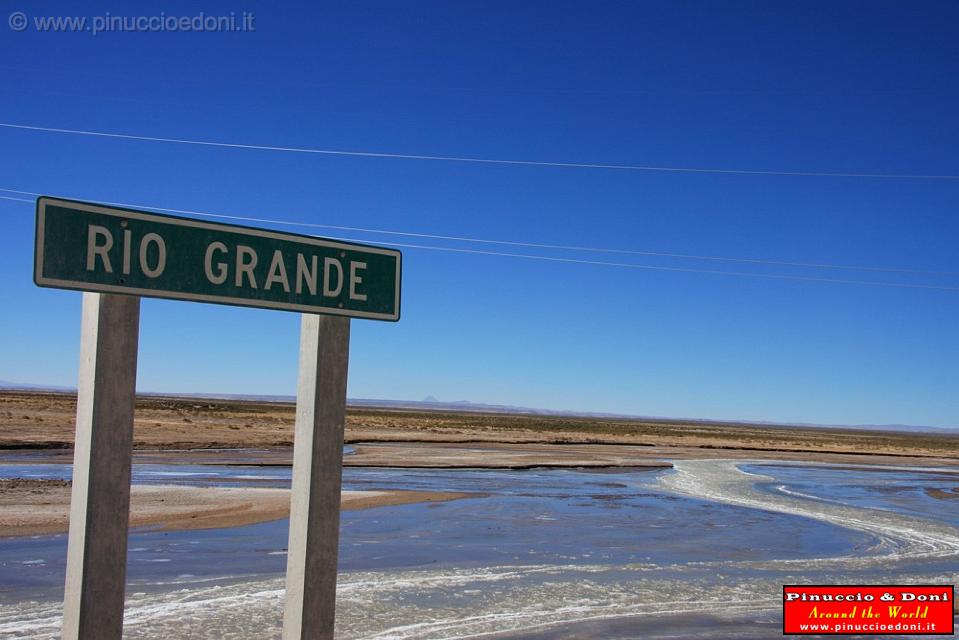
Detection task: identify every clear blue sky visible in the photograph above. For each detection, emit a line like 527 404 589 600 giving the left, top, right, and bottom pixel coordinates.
1 1 957 428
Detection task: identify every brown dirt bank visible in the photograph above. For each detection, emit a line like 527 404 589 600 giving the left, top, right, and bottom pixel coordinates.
4 441 954 472
0 479 474 538
926 487 959 500
340 442 959 469
1 391 957 462
347 443 673 469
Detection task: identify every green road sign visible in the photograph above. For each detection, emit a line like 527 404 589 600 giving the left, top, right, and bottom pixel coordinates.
34 197 402 321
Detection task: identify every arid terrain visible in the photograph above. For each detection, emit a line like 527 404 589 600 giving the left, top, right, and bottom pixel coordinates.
2 390 957 462
2 390 957 537
0 478 472 537
1 391 958 637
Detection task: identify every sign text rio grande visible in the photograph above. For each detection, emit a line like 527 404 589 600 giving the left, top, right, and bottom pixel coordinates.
34 197 401 320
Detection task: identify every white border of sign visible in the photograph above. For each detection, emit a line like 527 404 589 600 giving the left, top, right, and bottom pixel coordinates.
35 197 402 321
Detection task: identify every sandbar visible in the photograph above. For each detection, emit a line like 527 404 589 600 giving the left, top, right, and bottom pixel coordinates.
0 478 475 538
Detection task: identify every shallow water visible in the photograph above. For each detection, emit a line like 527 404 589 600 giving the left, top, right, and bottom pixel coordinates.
1 458 957 638
744 462 959 527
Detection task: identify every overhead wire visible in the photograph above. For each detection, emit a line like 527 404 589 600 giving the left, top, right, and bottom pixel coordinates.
2 188 956 292
1 187 954 277
3 122 959 180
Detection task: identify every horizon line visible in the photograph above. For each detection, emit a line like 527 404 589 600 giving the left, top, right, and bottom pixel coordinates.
0 381 953 433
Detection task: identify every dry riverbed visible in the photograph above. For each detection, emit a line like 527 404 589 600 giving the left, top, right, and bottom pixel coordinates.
0 478 472 538
2 391 957 461
2 390 958 539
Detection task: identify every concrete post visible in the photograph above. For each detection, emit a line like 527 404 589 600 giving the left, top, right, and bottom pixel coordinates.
283 314 351 640
62 293 141 639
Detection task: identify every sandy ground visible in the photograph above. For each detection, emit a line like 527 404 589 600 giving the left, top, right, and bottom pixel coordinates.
0 478 474 538
106 441 959 470
2 390 957 539
343 441 959 468
2 391 957 460
347 442 673 468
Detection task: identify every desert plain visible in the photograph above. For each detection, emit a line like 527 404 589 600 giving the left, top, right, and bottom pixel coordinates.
2 390 958 638
1 389 957 537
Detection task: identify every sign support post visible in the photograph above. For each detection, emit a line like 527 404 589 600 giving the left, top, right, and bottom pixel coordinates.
62 292 141 640
283 314 351 640
35 197 400 638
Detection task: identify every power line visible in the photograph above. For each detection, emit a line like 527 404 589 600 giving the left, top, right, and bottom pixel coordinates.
3 189 956 292
3 122 959 181
2 187 954 277
341 240 959 292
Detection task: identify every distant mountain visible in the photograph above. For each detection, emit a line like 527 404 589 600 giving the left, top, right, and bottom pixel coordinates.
0 380 74 392
0 380 954 433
